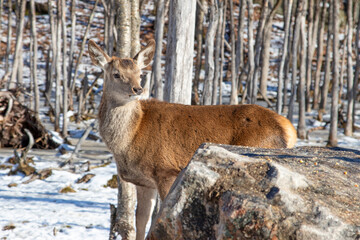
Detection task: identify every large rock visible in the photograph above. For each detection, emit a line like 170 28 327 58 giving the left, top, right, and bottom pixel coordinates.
147 143 360 240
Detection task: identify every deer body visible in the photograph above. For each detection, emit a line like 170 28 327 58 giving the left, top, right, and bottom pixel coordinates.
88 39 297 239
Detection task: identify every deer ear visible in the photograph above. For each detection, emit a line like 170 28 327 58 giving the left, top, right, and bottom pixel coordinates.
88 40 111 69
133 40 155 69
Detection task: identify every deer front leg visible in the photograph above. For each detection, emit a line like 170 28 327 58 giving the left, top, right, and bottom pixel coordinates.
135 186 157 240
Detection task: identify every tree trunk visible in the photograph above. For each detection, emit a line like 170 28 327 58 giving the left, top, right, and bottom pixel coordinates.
319 0 333 120
164 0 196 104
68 0 76 87
192 0 205 105
46 0 57 101
229 0 238 105
8 0 26 89
61 0 68 137
5 0 12 74
244 0 255 104
287 0 303 123
259 0 283 98
297 0 308 140
55 0 62 132
328 0 339 147
236 0 246 92
152 0 169 100
30 0 40 119
304 0 314 112
219 0 227 105
353 2 360 125
345 0 354 136
116 0 131 58
131 0 140 57
277 0 293 114
213 0 224 105
203 0 219 105
313 0 327 110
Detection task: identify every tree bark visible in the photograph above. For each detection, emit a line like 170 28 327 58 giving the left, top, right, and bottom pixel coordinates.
244 0 255 104
164 0 196 104
68 0 76 88
8 0 26 89
203 0 219 105
219 0 227 105
313 0 327 110
131 0 140 57
297 0 308 140
304 0 314 112
259 0 283 98
61 0 68 137
213 0 224 105
229 0 238 104
236 0 246 92
328 0 339 147
319 0 333 120
287 0 303 123
55 0 62 132
192 0 205 105
152 0 169 100
30 0 40 119
345 0 354 136
5 0 12 74
353 1 360 125
46 0 57 101
277 0 293 114
116 0 131 58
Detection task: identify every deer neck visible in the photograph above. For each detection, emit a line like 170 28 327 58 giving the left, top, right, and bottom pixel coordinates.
98 96 143 154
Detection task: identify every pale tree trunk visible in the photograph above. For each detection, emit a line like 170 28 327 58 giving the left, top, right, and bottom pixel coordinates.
30 0 40 119
213 0 224 105
61 0 68 137
353 2 360 125
229 0 238 105
5 0 12 74
304 0 314 112
131 0 140 57
313 0 327 110
164 0 196 105
55 0 62 132
339 37 347 99
8 0 26 89
250 0 269 104
46 0 57 100
277 0 293 114
287 0 303 123
203 0 218 105
218 0 227 105
192 0 205 105
328 0 339 147
108 0 116 56
259 0 283 98
319 0 333 120
68 0 76 90
152 0 169 100
345 0 354 136
236 0 246 92
244 0 255 104
0 0 3 32
297 0 308 140
116 0 131 58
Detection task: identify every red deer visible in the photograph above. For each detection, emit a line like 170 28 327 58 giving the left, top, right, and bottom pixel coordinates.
88 39 297 239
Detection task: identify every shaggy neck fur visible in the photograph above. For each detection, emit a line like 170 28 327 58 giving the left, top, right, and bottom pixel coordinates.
98 96 142 154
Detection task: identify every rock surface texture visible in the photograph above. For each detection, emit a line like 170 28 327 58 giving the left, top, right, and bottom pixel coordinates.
147 143 360 240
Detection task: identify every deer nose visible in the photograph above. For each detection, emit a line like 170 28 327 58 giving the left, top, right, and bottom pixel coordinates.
132 87 143 95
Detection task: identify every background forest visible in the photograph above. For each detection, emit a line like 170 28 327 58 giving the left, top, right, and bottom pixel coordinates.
0 0 360 239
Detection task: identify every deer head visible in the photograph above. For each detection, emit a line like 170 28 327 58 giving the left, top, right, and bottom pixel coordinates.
88 39 155 105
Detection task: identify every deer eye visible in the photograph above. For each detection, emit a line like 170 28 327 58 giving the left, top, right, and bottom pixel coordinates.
113 73 121 79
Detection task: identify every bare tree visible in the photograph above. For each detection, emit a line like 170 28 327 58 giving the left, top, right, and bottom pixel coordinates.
353 1 360 124
313 0 328 110
244 0 255 104
116 0 131 58
287 0 304 122
236 0 246 92
61 0 68 137
305 0 314 112
277 0 293 114
345 0 354 136
213 0 224 105
297 0 308 139
131 0 140 57
30 0 39 119
192 0 205 105
164 0 196 104
218 0 227 105
319 0 333 120
152 0 169 100
5 0 12 74
203 0 219 105
55 0 62 132
259 0 283 98
68 0 77 92
8 0 26 89
46 0 57 101
328 0 339 147
229 0 238 105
